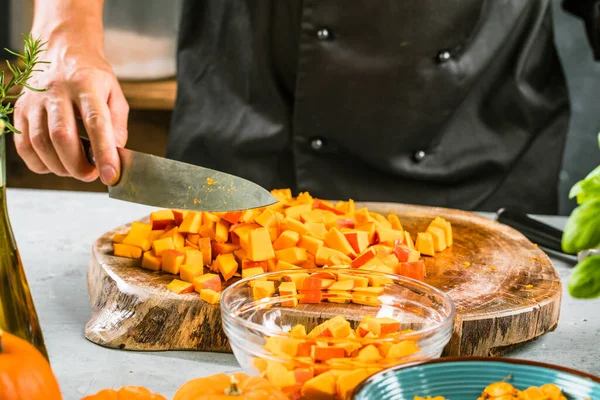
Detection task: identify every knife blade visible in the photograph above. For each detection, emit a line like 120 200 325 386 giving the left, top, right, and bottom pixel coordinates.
495 208 600 264
80 137 278 212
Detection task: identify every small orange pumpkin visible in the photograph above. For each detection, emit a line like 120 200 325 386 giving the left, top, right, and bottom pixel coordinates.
173 372 289 400
0 328 62 400
81 386 167 400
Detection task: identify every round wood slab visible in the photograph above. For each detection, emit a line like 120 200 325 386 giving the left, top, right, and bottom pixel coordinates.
85 203 561 356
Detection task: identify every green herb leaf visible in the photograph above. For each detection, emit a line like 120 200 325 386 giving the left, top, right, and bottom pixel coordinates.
562 197 600 254
0 33 49 135
568 254 600 299
568 165 600 203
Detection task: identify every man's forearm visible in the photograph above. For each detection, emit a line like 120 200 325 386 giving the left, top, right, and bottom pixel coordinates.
32 0 105 49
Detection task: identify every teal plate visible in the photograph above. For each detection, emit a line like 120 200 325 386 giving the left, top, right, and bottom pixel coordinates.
352 357 600 400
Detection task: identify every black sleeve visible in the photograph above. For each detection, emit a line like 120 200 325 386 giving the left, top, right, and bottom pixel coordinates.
562 0 600 60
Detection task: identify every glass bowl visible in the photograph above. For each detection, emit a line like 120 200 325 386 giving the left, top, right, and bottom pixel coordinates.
220 268 455 399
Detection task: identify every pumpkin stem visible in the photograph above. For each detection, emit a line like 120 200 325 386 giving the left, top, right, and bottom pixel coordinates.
224 375 243 396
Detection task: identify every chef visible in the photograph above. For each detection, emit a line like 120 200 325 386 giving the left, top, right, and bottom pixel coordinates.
12 0 599 214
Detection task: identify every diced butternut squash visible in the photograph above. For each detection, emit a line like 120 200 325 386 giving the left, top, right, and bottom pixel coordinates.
301 371 337 400
242 266 266 278
166 279 194 294
153 236 175 256
351 248 376 268
183 249 203 268
356 344 383 362
404 231 415 250
222 211 243 224
282 272 309 289
336 369 372 400
179 211 202 234
285 203 313 220
280 217 310 235
275 260 301 271
376 227 404 244
197 222 216 239
147 230 165 247
172 210 187 226
387 214 403 231
279 281 298 307
193 273 221 292
367 317 401 336
197 237 212 266
214 219 229 243
387 340 420 359
299 235 324 256
162 249 185 274
355 222 376 244
255 208 278 228
248 228 275 261
426 226 447 252
328 280 354 291
315 247 351 266
305 222 327 240
199 288 221 304
338 273 369 288
273 230 300 250
252 280 275 300
343 231 369 254
416 232 435 256
324 228 356 257
428 217 453 247
141 250 162 271
112 232 127 244
214 253 238 281
399 260 425 281
150 210 175 230
311 346 346 361
180 264 203 283
122 221 152 250
113 243 142 258
275 247 307 265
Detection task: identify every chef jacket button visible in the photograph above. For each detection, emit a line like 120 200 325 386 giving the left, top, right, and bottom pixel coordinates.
310 137 324 151
317 28 332 41
413 150 427 162
436 50 452 63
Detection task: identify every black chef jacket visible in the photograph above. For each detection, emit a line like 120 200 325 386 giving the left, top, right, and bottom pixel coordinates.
167 0 577 214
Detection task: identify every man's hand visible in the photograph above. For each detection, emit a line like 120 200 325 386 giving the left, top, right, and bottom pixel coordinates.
14 0 128 185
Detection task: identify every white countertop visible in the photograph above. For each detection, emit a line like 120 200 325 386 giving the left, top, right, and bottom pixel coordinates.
6 188 599 399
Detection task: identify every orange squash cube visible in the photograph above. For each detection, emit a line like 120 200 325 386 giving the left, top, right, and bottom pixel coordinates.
199 288 221 304
162 249 185 274
202 212 220 224
113 243 142 259
150 210 175 230
354 208 373 224
343 231 369 254
315 247 351 266
214 219 229 243
271 188 292 202
387 214 404 231
299 253 318 269
242 266 265 279
112 232 127 244
212 242 240 257
161 227 185 249
171 210 187 225
197 222 216 239
280 217 310 235
248 228 275 261
279 281 298 306
273 230 300 250
197 237 212 266
252 280 275 300
215 253 238 281
337 273 369 288
404 231 415 250
352 294 382 307
376 227 404 244
350 248 376 268
311 346 346 362
324 228 356 257
241 259 267 272
281 272 309 289
285 203 313 220
426 226 447 252
428 217 453 247
122 221 152 250
313 199 344 215
178 211 202 234
367 317 401 336
141 250 162 271
193 273 221 292
180 264 203 283
254 209 278 228
355 222 377 244
300 209 327 224
275 247 307 265
298 235 324 256
357 344 383 361
387 340 420 359
416 232 435 256
328 280 354 291
153 237 175 256
222 211 243 224
166 279 194 294
353 286 385 295
305 222 327 240
275 260 302 271
183 249 203 268
147 230 165 247
268 227 279 242
301 371 337 400
336 369 372 400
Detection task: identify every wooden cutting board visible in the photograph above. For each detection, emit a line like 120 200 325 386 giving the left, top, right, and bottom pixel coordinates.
85 203 561 357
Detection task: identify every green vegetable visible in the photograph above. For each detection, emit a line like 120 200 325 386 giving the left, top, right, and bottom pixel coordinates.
569 165 600 204
0 33 49 134
568 255 600 299
562 197 600 254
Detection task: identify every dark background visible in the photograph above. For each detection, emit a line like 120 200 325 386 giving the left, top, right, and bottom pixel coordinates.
0 0 598 215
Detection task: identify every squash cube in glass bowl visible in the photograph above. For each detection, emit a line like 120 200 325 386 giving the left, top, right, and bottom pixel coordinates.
220 268 455 400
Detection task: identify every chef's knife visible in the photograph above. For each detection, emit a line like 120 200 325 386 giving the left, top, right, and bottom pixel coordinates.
80 137 278 212
495 208 600 264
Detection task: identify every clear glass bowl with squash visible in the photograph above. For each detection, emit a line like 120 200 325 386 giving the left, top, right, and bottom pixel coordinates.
220 268 455 400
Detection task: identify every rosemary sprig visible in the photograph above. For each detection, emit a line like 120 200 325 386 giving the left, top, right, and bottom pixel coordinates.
0 33 50 134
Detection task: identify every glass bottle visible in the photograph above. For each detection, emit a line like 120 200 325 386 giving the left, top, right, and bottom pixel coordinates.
0 127 48 359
